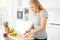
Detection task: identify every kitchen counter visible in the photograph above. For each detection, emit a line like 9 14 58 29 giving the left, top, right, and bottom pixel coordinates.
0 26 34 40
8 33 34 40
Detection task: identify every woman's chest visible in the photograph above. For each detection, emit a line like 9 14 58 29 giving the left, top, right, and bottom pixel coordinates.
29 13 41 24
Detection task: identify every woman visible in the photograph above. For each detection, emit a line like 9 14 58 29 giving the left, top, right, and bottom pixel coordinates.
25 0 48 40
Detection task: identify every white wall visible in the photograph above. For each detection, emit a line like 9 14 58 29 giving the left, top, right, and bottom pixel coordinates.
39 0 60 8
17 0 22 10
8 0 17 27
0 0 8 8
0 0 17 27
0 0 9 26
21 0 60 8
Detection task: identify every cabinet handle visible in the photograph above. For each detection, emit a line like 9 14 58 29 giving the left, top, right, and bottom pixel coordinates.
49 23 60 26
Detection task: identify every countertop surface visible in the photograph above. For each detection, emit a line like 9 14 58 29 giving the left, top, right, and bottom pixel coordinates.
0 26 34 40
8 33 34 40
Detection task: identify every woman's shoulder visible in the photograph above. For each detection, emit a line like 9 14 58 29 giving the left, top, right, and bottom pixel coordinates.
40 9 48 18
40 9 47 13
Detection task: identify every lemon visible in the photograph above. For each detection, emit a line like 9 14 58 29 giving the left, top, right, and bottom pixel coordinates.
9 27 17 37
9 33 13 36
13 31 17 36
9 33 17 36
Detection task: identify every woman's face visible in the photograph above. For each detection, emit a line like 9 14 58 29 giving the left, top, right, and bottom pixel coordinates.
29 3 37 12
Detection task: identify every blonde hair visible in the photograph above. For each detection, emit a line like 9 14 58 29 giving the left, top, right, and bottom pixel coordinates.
29 0 44 11
29 0 48 17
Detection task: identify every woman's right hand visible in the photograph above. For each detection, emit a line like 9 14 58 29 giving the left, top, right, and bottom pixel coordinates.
24 30 31 35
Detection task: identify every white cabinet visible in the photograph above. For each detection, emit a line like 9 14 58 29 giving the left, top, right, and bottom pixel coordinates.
46 8 60 40
46 25 60 40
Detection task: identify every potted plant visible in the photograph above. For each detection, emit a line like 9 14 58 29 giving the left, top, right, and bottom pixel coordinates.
4 21 10 33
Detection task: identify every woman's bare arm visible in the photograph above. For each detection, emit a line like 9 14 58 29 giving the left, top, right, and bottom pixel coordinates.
29 17 47 35
27 24 34 31
25 24 34 34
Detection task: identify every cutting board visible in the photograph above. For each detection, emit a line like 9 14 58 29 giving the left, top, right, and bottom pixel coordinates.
9 33 34 40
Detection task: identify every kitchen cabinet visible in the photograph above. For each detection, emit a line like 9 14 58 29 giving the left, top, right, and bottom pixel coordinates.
46 24 60 40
